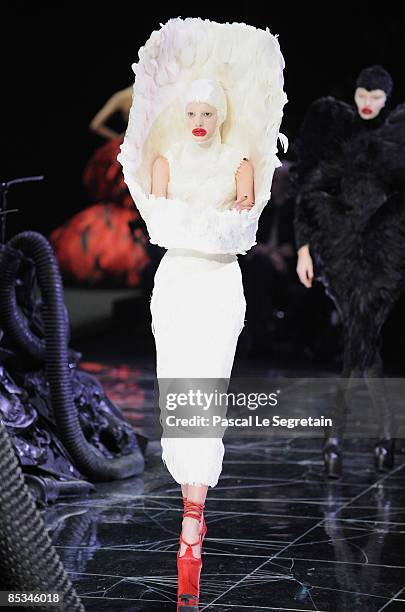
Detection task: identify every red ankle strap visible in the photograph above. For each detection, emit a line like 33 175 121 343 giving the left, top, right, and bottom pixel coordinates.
183 499 205 521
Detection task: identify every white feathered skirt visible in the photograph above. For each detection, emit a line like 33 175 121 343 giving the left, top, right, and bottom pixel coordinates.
150 247 246 487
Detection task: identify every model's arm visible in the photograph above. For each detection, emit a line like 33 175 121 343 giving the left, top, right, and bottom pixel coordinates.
292 97 355 289
232 159 255 211
151 156 169 197
89 90 127 140
296 244 313 288
294 197 313 288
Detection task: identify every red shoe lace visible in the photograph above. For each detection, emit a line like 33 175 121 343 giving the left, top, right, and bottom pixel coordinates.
177 499 205 608
183 496 207 540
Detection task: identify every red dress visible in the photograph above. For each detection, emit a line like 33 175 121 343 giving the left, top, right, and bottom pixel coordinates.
49 138 151 288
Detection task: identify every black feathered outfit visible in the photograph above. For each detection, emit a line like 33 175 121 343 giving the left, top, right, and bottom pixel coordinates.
293 72 405 459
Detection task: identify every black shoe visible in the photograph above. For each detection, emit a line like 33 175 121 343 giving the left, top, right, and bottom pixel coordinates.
322 436 342 479
374 438 395 472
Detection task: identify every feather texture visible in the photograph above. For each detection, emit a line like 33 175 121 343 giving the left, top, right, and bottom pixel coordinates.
292 96 405 371
117 17 287 255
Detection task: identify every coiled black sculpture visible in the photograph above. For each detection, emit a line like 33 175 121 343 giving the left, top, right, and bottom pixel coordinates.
0 230 144 481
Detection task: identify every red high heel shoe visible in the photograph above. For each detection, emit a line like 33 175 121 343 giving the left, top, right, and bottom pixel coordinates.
177 499 205 610
183 496 207 541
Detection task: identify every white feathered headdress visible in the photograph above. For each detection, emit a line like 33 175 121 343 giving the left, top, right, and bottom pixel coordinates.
118 17 288 255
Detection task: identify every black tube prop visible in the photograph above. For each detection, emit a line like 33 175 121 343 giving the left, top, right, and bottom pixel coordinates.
0 231 144 481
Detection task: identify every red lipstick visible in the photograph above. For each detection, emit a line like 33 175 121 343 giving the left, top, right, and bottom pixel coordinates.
361 107 372 115
192 128 207 136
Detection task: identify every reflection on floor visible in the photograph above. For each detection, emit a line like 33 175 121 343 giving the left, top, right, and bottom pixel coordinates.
45 354 405 611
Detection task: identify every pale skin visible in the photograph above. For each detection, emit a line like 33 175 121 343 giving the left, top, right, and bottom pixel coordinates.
296 87 387 288
354 86 387 120
89 86 133 140
151 102 255 557
152 102 255 208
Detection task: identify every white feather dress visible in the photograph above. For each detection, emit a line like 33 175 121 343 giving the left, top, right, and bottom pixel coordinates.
117 17 287 487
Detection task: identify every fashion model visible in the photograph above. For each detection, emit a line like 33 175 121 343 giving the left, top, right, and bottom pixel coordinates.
294 65 405 478
118 17 287 609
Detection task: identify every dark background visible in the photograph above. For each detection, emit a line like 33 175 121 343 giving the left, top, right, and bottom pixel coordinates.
4 2 405 236
3 2 405 367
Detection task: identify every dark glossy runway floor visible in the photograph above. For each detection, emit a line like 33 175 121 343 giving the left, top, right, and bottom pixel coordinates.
48 441 405 611
43 345 405 612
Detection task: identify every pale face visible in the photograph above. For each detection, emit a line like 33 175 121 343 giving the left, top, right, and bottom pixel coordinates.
354 87 387 120
185 102 218 143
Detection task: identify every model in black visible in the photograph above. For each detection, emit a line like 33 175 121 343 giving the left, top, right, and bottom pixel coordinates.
293 65 405 477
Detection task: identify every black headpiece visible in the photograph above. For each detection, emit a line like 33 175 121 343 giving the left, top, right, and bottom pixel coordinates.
355 65 393 97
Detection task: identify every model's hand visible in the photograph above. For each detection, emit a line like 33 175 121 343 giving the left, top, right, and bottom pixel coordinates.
296 244 313 288
231 195 255 212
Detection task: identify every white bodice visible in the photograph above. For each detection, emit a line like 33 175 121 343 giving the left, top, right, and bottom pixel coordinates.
164 141 245 213
123 139 267 255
